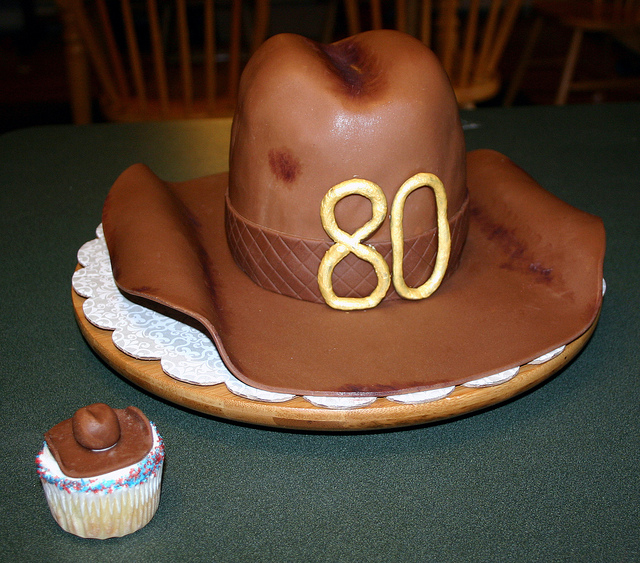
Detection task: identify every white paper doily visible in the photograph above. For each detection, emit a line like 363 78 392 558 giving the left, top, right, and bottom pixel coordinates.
73 225 602 410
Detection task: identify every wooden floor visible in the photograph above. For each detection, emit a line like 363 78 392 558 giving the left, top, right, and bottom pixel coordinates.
1 8 639 134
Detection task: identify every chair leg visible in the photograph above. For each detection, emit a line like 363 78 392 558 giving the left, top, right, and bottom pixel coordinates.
59 1 92 124
322 0 338 43
251 0 270 53
503 15 543 107
66 40 92 124
228 0 243 99
555 27 583 105
344 0 360 36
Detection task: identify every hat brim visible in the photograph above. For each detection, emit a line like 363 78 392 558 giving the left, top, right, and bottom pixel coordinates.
102 149 605 397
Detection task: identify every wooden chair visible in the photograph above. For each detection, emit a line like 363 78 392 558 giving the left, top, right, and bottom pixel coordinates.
56 0 271 123
341 0 523 106
504 0 640 106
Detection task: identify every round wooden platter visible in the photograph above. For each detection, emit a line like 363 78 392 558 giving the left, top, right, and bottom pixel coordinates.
73 288 598 431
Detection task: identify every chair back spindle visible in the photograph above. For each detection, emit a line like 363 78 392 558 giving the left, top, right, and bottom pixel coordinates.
147 0 169 114
204 0 216 111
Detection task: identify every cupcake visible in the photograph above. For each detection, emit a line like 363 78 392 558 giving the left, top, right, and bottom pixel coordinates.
36 403 164 539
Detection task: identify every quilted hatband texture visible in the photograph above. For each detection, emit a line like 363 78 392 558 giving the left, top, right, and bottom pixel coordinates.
225 191 470 303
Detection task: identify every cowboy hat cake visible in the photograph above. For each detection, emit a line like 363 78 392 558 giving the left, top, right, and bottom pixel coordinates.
101 30 605 398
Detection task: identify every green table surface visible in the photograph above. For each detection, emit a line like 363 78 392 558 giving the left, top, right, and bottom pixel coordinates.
1 103 638 562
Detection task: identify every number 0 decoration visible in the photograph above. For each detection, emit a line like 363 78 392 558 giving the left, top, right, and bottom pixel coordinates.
318 173 451 310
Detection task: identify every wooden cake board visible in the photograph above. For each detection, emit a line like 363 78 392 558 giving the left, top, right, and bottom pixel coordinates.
73 288 599 431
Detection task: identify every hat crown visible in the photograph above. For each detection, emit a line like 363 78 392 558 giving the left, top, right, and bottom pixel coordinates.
228 30 468 242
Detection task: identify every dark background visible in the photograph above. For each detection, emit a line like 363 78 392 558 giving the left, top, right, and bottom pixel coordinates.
2 0 640 134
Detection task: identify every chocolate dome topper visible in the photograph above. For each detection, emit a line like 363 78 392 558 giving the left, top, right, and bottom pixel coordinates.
102 31 605 396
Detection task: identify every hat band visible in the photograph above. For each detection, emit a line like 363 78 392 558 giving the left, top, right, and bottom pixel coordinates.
225 191 469 304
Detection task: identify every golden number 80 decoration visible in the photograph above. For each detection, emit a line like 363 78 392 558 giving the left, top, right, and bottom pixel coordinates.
318 173 451 311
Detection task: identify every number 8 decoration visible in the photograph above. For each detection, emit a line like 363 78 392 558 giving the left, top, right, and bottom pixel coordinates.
318 173 451 310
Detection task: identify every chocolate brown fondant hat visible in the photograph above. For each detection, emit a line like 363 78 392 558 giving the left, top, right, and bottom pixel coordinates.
102 31 605 396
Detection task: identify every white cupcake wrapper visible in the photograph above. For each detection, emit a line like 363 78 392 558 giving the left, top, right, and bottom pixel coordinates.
41 463 163 539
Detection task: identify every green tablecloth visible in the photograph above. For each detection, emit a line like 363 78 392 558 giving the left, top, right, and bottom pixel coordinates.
1 104 638 561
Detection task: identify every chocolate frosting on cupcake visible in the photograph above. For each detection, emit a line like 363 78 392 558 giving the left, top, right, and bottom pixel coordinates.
44 404 153 478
